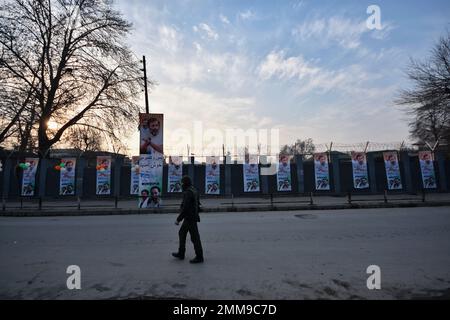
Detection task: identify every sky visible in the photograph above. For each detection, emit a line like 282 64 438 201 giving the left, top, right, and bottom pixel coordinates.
113 0 450 156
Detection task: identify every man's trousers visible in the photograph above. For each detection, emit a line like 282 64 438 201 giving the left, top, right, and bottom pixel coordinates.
178 220 203 258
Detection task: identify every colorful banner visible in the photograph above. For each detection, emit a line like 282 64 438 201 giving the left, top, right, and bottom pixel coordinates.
277 155 292 192
205 156 220 194
168 156 183 193
96 156 111 195
383 152 402 190
139 154 163 197
419 151 437 189
314 153 330 191
351 152 369 189
243 155 260 192
130 156 140 195
59 158 76 195
139 113 164 156
21 158 39 196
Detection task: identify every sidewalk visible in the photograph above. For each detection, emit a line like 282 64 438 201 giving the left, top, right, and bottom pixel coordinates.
1 193 450 217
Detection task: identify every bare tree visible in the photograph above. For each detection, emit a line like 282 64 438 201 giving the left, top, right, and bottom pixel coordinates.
396 32 450 149
280 138 316 156
0 0 148 157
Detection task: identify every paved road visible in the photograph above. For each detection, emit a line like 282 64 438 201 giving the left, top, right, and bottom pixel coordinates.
1 207 450 300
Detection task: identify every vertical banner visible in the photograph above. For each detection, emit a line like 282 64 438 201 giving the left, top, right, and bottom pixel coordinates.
59 158 76 195
130 156 140 195
205 156 220 194
139 113 164 156
243 155 260 192
139 154 163 197
21 158 39 196
383 152 403 190
314 153 331 190
277 155 292 192
168 156 183 193
419 151 437 189
96 156 112 195
351 152 369 189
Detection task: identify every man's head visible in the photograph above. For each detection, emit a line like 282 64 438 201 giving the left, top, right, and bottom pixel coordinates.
150 186 160 199
148 118 160 136
181 175 192 190
65 161 74 171
141 189 149 198
280 155 289 165
318 154 326 165
356 154 364 164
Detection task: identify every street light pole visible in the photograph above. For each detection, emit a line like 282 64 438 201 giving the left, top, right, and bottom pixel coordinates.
142 55 149 114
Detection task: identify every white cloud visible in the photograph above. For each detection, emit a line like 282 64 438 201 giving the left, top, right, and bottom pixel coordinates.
219 14 230 25
239 9 256 20
158 25 181 54
194 23 219 40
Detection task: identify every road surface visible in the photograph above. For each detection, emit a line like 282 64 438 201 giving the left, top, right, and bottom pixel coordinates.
1 207 450 299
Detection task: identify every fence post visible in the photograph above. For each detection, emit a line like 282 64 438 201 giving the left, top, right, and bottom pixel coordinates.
367 152 378 195
76 157 86 198
113 156 123 199
295 155 305 194
224 154 232 195
38 158 49 199
309 192 314 205
384 190 388 203
347 190 352 204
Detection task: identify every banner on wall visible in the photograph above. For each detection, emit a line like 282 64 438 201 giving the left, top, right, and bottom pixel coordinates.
139 113 164 156
243 155 260 192
314 153 330 191
59 158 76 195
168 156 183 193
419 151 437 189
96 156 112 195
383 152 402 190
351 152 369 189
139 154 163 198
130 156 140 195
277 155 292 192
21 158 39 196
205 156 220 194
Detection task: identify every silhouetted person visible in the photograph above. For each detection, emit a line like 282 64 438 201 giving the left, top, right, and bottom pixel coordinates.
172 176 204 263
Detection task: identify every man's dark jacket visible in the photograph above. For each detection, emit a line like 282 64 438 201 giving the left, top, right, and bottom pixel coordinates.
176 186 201 223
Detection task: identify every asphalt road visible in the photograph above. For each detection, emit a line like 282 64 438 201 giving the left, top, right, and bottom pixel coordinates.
1 207 450 300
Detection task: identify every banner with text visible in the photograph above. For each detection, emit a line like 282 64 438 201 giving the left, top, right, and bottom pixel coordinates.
277 155 292 192
139 154 163 198
168 156 183 193
139 113 164 156
59 158 76 195
243 155 260 192
21 158 39 196
383 152 402 190
130 156 140 195
351 152 369 189
205 156 220 194
419 151 437 189
96 156 112 195
314 153 330 191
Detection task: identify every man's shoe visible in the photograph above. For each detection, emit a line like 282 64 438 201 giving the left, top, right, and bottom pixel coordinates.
172 252 185 260
189 256 204 264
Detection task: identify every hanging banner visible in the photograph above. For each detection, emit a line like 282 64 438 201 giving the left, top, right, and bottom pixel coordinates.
139 154 163 198
21 158 39 196
168 156 183 193
351 152 369 189
59 158 76 195
277 155 292 192
139 113 164 156
314 153 330 190
419 151 437 189
130 156 140 195
383 152 402 190
205 156 220 194
96 156 112 195
243 155 260 192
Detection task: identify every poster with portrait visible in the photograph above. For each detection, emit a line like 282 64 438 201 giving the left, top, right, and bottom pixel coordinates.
96 156 112 195
314 153 330 191
139 154 163 200
59 158 76 196
243 155 260 192
277 155 292 192
139 113 164 156
21 158 39 196
205 156 220 195
419 151 437 189
351 152 369 189
383 152 403 190
130 156 140 195
168 156 183 193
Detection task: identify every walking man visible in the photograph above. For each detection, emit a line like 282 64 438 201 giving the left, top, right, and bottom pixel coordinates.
172 176 204 263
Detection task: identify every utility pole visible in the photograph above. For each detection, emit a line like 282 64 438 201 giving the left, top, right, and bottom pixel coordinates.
142 56 150 114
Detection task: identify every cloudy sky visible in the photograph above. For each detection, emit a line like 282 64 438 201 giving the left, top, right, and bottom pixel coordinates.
114 0 450 156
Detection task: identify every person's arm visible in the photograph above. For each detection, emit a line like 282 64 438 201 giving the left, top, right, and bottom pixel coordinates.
149 142 164 154
176 191 191 222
